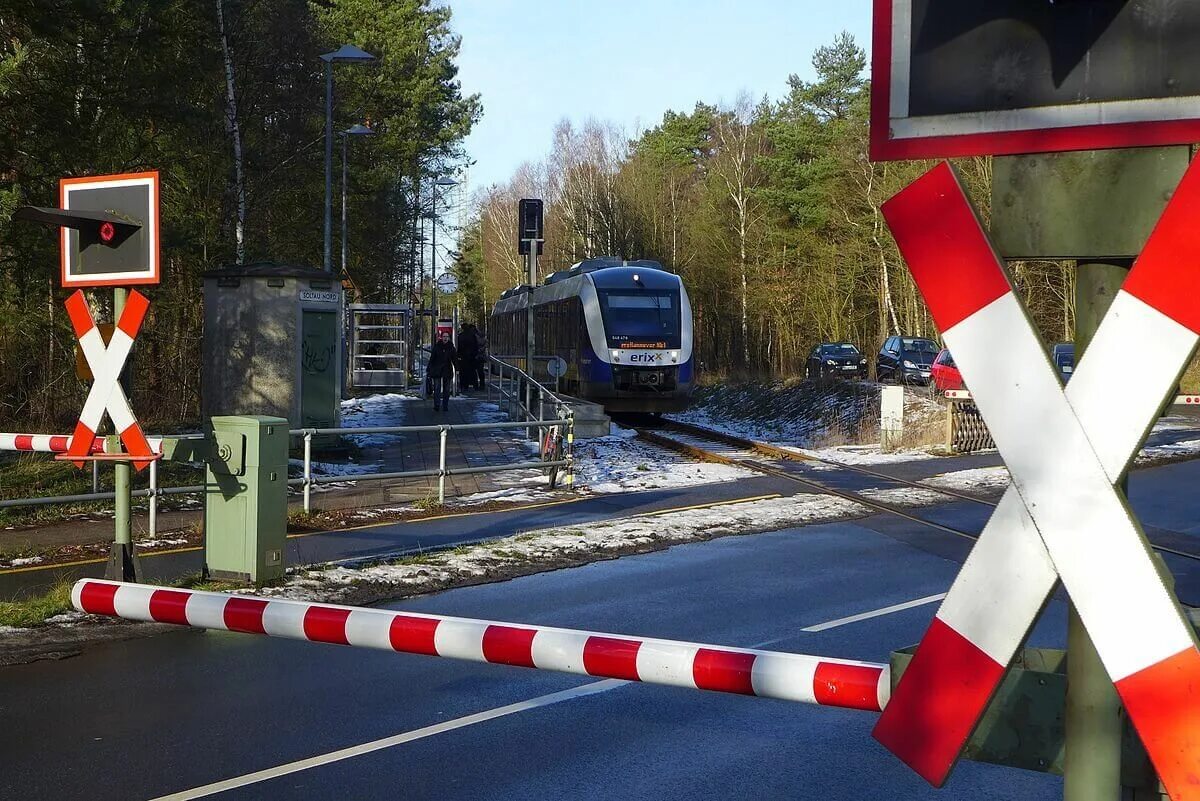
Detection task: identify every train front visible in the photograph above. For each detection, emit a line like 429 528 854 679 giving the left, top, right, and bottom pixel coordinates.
582 266 694 413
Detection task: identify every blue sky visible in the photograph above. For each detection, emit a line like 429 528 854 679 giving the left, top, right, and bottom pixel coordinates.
449 0 873 196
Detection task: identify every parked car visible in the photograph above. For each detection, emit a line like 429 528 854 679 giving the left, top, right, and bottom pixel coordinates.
1051 342 1074 383
806 342 868 379
876 335 939 385
931 348 963 391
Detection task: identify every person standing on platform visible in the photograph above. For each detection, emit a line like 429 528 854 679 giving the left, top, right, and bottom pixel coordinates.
475 327 489 391
427 331 457 411
457 323 480 391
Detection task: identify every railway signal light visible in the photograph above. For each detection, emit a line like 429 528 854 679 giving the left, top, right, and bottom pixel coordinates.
518 198 544 256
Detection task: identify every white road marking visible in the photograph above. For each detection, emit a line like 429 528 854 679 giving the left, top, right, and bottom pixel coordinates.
801 593 947 633
150 680 626 801
153 592 942 798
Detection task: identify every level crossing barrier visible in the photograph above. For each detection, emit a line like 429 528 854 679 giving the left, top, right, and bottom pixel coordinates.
71 578 889 712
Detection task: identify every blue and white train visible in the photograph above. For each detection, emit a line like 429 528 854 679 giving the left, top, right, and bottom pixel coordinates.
488 258 695 413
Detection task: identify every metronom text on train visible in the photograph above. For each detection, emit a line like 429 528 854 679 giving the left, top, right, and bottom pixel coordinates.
488 257 694 413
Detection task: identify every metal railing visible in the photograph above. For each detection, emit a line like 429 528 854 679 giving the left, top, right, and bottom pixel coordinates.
294 416 573 512
0 434 208 538
0 388 573 525
485 355 573 433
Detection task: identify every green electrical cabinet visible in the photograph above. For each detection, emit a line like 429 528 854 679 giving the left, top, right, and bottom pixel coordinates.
205 416 289 585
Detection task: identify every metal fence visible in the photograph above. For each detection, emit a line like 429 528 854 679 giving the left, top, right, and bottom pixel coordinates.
0 373 575 530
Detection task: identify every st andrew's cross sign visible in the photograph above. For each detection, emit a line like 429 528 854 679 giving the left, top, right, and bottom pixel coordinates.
873 161 1200 801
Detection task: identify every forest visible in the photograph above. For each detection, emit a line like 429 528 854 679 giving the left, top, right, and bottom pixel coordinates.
0 9 1081 432
453 33 1076 379
0 0 478 429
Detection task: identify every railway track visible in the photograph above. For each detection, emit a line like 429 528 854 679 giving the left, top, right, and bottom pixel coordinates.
635 419 1200 565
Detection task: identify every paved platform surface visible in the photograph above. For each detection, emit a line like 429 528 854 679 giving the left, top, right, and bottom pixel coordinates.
315 392 536 510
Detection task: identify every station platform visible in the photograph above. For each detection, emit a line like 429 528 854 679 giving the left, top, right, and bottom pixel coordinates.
308 391 546 511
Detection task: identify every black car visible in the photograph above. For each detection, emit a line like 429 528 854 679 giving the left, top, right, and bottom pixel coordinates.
876 335 939 385
806 342 868 379
1051 342 1074 383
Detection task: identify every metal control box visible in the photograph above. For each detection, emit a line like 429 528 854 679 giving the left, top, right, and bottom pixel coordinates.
204 416 288 585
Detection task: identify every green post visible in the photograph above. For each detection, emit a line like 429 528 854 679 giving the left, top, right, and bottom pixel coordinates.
1063 260 1130 801
104 286 142 582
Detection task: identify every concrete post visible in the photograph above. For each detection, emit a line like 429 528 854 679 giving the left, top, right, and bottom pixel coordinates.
880 385 904 452
1064 259 1130 801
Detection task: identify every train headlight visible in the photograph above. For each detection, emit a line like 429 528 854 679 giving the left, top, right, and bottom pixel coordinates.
612 350 621 360
670 351 679 362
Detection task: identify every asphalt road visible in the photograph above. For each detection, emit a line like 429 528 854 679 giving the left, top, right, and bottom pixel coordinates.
0 517 1070 800
3 457 1200 799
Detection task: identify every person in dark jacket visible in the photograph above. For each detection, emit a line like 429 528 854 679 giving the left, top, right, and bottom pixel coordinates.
427 332 457 411
474 328 489 390
457 323 480 391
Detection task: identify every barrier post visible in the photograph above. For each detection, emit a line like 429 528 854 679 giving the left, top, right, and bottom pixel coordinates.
148 458 158 539
438 425 448 505
566 409 575 488
303 431 313 514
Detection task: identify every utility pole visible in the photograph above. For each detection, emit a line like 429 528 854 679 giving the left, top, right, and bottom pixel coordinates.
518 199 545 437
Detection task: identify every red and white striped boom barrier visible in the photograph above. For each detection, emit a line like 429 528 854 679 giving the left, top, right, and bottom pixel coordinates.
0 433 104 454
0 433 165 454
72 579 888 712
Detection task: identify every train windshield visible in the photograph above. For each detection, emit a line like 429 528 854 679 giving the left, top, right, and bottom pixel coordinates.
599 291 681 348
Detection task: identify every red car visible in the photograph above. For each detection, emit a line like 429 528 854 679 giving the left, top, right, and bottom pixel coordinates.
931 348 963 391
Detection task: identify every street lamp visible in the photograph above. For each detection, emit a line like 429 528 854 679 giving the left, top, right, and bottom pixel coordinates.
430 175 458 343
340 123 375 276
321 44 375 273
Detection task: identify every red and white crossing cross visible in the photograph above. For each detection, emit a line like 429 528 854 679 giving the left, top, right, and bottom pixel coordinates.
64 290 153 470
873 162 1200 800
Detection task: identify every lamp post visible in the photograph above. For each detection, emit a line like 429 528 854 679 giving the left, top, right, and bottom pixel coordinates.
321 44 375 273
429 175 458 344
340 123 374 276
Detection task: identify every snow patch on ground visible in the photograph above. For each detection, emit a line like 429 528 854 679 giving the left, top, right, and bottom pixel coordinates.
4 556 43 567
471 402 510 425
789 445 935 465
258 492 868 603
857 487 948 507
1139 438 1200 464
289 457 378 478
924 466 1010 492
457 488 558 505
136 535 190 549
339 393 417 447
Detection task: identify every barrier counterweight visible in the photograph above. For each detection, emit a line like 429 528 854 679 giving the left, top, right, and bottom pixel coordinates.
72 580 889 712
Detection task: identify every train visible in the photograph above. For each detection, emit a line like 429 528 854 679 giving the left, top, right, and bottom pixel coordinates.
488 257 695 413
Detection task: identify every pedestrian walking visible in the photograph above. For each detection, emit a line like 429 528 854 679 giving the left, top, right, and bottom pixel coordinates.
427 331 457 411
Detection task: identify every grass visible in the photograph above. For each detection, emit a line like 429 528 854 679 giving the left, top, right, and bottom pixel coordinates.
0 453 204 527
0 581 74 628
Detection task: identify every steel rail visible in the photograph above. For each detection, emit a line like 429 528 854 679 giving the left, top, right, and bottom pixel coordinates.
640 421 1200 564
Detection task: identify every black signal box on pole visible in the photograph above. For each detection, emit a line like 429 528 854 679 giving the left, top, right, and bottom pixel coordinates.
517 198 544 255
